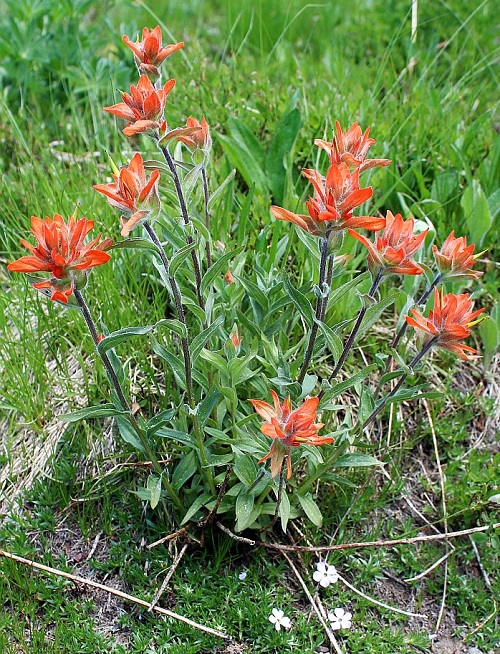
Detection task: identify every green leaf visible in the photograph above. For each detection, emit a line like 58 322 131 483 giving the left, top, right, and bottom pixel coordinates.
461 179 492 246
201 246 244 295
208 168 236 211
297 494 323 528
334 453 384 467
98 319 187 355
217 123 268 195
182 163 203 201
111 237 158 252
357 386 375 425
327 272 369 309
316 320 343 363
478 316 499 366
115 416 145 452
169 241 197 277
198 387 222 426
235 489 256 532
191 315 225 362
283 276 314 326
60 403 128 422
320 365 377 405
233 452 258 487
146 409 175 437
146 474 162 509
235 276 269 311
171 451 197 492
278 487 291 532
181 493 211 524
356 289 401 339
266 107 301 204
151 340 186 385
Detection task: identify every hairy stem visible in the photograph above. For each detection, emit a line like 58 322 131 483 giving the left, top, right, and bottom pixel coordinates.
297 236 331 385
158 144 205 313
326 269 383 385
201 166 212 269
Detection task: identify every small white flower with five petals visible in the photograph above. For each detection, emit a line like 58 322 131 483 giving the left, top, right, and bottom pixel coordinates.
313 561 339 588
268 608 292 631
328 607 352 631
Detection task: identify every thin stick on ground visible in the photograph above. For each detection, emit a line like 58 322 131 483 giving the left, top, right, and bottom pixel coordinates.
338 574 426 619
280 550 344 654
149 542 189 611
148 527 190 550
0 548 231 640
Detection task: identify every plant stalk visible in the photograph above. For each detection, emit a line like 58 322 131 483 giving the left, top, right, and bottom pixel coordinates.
201 166 212 269
297 235 331 385
326 269 384 384
158 143 205 313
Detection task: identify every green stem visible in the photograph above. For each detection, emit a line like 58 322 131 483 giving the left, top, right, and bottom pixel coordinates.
73 288 183 511
201 166 212 269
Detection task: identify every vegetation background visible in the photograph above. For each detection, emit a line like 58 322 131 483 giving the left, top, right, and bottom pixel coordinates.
0 0 498 652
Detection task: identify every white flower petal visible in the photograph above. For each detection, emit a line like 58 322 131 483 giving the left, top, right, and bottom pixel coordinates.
312 571 323 582
281 617 292 629
319 577 331 588
334 607 345 619
316 561 327 573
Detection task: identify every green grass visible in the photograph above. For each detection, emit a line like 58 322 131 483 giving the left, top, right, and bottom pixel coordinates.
0 0 499 651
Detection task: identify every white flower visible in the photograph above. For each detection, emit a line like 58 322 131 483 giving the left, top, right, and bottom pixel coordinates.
268 608 292 631
238 570 247 580
328 607 352 631
313 561 339 588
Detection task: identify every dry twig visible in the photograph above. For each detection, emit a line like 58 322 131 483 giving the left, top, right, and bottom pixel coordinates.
149 542 189 611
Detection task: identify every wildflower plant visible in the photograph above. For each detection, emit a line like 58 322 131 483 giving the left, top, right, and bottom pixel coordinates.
8 25 487 538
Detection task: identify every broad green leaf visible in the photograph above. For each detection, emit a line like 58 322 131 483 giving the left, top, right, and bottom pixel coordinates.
60 403 128 422
217 127 268 195
181 493 211 524
320 365 377 405
191 315 225 362
201 246 244 294
278 487 291 532
478 316 499 367
297 494 323 528
198 387 222 426
157 428 196 448
235 489 256 532
146 474 162 509
151 340 186 385
316 320 343 363
168 241 197 277
327 272 369 310
356 289 402 339
334 453 384 468
233 452 258 487
171 451 197 491
115 416 145 452
461 180 492 246
235 276 269 311
146 409 175 437
266 107 301 204
182 163 203 201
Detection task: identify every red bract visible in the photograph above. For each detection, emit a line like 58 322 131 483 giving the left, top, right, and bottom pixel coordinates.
405 288 484 360
249 391 332 480
8 214 112 303
348 210 428 276
93 152 161 237
432 231 483 280
104 75 175 137
123 26 184 81
315 121 391 173
271 162 385 238
161 116 211 153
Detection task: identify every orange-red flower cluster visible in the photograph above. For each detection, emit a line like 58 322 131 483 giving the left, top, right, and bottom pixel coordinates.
271 162 385 238
315 121 391 173
8 215 112 303
161 116 211 153
123 26 184 81
349 210 428 276
249 391 333 479
432 231 483 280
405 288 484 360
93 153 161 236
104 75 175 137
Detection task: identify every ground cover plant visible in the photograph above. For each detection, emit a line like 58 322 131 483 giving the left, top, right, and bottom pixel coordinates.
0 0 499 652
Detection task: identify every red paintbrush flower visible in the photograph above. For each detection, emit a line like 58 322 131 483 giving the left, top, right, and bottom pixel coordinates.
271 162 385 238
8 214 112 303
104 75 175 137
93 152 161 236
123 26 184 81
161 116 211 154
432 231 483 280
348 210 428 276
405 288 484 360
249 391 332 480
315 121 391 173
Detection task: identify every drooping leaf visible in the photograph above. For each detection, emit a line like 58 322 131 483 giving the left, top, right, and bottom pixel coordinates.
191 315 225 362
60 403 128 422
297 493 323 527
